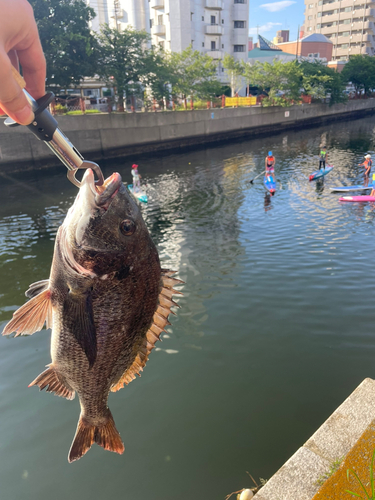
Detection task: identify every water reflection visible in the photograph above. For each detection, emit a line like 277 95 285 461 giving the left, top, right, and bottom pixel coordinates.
1 116 375 500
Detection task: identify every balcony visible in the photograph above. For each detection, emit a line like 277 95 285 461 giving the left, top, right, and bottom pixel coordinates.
110 8 124 18
208 49 223 59
152 24 166 35
150 0 164 9
233 2 248 18
205 24 224 35
205 0 224 8
232 28 247 44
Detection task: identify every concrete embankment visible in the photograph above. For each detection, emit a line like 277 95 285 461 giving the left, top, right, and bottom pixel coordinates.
1 99 375 171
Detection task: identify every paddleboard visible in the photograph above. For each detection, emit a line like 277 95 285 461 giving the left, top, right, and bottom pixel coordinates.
339 195 375 202
309 165 333 181
330 184 374 192
128 184 148 203
264 174 276 194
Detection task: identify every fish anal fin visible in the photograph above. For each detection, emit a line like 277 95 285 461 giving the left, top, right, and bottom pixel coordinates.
2 289 52 337
68 410 124 463
29 365 75 400
63 289 97 368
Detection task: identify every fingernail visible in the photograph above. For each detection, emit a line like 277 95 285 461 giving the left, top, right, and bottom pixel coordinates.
14 105 34 125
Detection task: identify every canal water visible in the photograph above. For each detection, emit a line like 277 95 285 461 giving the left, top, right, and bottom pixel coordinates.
1 116 375 500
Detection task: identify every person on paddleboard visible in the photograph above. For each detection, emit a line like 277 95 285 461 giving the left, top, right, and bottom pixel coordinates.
131 164 142 192
359 154 372 186
319 146 327 170
265 151 275 176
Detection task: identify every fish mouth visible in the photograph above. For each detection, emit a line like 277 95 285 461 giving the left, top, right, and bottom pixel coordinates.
83 169 122 208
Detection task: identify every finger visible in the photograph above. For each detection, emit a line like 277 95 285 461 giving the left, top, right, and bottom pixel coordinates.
0 50 34 125
17 31 46 100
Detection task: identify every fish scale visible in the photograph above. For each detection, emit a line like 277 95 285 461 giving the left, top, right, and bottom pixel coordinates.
2 169 182 463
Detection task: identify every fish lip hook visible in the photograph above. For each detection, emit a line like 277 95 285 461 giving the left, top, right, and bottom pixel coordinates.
67 161 105 189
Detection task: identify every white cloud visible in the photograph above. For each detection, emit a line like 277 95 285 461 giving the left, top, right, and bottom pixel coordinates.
248 22 282 35
260 0 296 12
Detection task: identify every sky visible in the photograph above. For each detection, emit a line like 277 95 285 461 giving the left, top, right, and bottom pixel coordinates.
248 0 305 43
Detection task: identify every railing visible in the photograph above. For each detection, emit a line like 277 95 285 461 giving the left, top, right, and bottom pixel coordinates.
205 24 224 35
151 24 166 35
205 0 224 9
208 50 223 59
150 0 164 9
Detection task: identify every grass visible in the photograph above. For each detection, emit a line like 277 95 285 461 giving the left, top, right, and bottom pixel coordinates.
346 449 375 499
315 457 344 487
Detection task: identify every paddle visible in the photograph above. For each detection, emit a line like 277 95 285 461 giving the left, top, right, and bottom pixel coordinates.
249 172 264 184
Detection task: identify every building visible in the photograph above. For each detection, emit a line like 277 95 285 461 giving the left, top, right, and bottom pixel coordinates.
109 0 150 32
276 33 333 61
273 29 289 44
86 0 109 33
304 0 375 61
149 0 249 67
248 35 297 64
248 36 253 51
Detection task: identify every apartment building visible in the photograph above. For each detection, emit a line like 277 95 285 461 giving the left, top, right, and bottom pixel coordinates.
304 0 375 61
87 0 109 33
149 0 249 67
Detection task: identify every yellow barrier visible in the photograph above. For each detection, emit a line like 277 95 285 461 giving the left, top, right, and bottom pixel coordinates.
225 96 257 107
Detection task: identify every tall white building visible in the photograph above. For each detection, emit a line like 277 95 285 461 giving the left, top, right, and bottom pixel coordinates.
109 0 150 32
304 0 375 61
86 0 109 33
149 0 249 66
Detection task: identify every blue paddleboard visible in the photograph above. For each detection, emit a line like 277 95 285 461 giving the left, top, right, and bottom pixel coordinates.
128 184 148 203
264 174 276 194
309 165 333 181
330 183 375 192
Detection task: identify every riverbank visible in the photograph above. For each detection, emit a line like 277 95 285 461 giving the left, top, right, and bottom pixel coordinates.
1 99 375 171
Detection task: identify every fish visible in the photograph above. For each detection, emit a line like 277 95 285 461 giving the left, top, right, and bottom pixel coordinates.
2 169 182 463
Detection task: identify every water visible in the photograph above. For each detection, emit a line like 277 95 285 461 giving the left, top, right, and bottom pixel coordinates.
1 116 375 499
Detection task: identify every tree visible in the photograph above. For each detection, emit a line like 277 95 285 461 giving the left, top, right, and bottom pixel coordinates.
29 0 98 90
96 25 150 111
144 48 176 108
222 55 244 97
170 46 221 106
341 55 375 96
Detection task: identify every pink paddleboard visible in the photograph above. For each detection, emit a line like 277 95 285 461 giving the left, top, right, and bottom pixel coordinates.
339 195 375 202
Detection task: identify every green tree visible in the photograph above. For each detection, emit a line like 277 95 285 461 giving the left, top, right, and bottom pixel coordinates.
96 25 150 111
299 61 346 104
341 55 375 96
144 48 176 108
222 54 244 97
29 0 98 90
170 46 221 106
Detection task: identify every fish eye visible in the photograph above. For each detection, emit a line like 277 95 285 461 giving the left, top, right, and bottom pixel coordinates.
120 218 136 236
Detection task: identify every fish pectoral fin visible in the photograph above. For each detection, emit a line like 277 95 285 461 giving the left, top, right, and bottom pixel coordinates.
2 289 52 337
111 270 183 393
63 289 97 368
25 279 49 299
68 409 124 463
29 365 75 400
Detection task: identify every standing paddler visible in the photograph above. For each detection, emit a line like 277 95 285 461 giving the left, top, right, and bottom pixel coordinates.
265 151 275 178
319 146 327 171
359 154 372 187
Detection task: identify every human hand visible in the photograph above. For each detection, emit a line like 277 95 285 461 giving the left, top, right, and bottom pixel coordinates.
0 0 46 125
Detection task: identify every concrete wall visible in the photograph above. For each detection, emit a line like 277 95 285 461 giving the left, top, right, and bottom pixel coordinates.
1 99 375 172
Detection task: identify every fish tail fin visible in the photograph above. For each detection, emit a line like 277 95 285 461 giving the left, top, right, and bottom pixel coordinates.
68 410 124 463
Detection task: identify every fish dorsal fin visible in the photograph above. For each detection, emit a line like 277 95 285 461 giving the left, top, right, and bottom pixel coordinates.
2 288 52 337
111 270 183 392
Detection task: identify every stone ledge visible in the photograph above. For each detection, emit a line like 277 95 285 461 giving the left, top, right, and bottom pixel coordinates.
253 378 375 499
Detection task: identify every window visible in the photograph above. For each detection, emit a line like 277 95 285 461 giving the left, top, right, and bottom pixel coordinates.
234 0 245 3
341 43 348 48
222 43 224 48
308 15 313 19
342 31 350 36
344 7 351 11
190 12 193 21
211 15 216 24
308 26 313 30
222 19 224 23
158 14 163 25
317 23 321 28
211 41 216 50
234 44 245 52
343 19 350 24
202 42 204 47
234 21 245 28
149 19 152 28
202 16 204 21
309 3 314 7
317 12 322 16
318 0 323 4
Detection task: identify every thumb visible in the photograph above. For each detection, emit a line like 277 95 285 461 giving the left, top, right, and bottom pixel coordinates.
0 56 34 125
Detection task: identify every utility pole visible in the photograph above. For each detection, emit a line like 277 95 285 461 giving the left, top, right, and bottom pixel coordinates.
114 0 118 30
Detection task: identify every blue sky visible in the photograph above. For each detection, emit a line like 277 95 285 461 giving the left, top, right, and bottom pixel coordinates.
248 0 305 42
